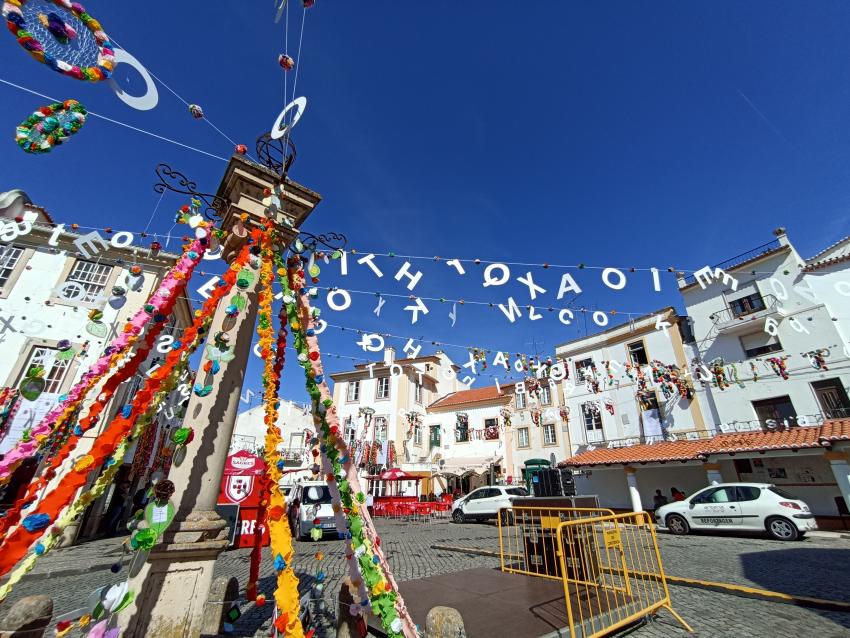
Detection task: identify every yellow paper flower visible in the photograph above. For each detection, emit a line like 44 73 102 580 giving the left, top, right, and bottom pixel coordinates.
78 615 91 628
74 455 95 472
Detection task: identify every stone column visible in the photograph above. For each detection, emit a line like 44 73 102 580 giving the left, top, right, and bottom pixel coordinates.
119 156 322 638
703 462 723 486
624 467 642 512
825 450 850 514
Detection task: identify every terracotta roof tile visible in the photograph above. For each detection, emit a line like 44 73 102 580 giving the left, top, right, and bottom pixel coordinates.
561 420 850 467
428 385 507 409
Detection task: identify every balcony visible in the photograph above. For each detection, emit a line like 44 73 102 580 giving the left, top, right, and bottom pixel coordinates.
709 294 786 335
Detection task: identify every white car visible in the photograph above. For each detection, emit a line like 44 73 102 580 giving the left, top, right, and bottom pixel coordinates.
287 481 338 541
655 482 817 541
451 485 530 524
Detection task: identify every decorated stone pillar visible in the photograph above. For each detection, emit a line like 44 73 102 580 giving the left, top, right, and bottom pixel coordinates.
119 156 321 638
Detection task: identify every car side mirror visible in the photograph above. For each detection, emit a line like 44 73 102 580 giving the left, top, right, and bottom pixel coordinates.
688 501 695 509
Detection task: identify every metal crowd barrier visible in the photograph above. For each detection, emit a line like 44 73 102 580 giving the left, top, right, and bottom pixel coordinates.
498 507 692 637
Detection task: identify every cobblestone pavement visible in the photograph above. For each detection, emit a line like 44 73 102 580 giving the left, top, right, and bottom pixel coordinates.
2 520 849 637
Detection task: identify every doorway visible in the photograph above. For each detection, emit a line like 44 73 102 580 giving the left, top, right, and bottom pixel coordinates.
812 379 850 419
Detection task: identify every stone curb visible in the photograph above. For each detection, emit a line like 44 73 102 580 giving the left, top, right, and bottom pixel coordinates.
0 559 128 585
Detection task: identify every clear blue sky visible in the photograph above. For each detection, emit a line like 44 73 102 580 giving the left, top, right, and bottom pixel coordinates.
1 1 848 404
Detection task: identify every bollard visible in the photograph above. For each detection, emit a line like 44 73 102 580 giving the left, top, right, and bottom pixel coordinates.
0 595 53 638
425 606 466 638
200 575 239 636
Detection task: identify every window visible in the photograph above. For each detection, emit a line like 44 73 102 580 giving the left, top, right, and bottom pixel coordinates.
736 486 761 502
484 417 499 440
376 377 390 400
455 417 469 443
627 341 648 366
63 260 112 303
693 487 736 504
374 417 388 442
582 403 603 432
740 332 782 358
413 423 422 445
517 427 530 448
515 391 527 409
302 485 332 505
543 423 557 445
729 292 765 318
344 417 356 447
769 486 796 499
17 346 73 394
346 381 360 402
539 385 552 405
574 358 594 380
429 425 441 449
505 487 530 496
752 396 796 426
0 245 24 288
812 378 850 419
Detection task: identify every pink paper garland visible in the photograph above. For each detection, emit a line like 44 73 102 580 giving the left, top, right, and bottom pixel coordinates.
0 248 203 482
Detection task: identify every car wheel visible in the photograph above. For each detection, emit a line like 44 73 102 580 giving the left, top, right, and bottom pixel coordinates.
666 514 690 535
766 516 799 541
499 510 514 526
452 509 465 524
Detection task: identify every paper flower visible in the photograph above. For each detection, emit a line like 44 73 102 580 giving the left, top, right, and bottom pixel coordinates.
74 454 95 472
171 427 194 446
22 513 51 532
255 594 266 607
273 554 287 571
310 527 323 541
130 527 158 551
189 104 204 119
279 54 295 70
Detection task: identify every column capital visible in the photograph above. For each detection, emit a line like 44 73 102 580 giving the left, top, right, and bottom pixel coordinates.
702 462 721 471
825 450 850 463
624 466 637 475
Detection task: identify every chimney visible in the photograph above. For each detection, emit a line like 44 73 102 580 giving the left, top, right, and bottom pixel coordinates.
773 227 790 247
383 347 396 366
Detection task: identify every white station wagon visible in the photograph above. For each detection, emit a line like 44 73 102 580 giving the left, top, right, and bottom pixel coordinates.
655 482 817 541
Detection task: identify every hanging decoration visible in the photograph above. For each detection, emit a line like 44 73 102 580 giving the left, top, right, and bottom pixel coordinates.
750 361 759 383
603 397 615 415
727 362 745 389
18 365 45 401
37 11 76 43
0 388 21 444
558 406 569 423
280 258 416 638
245 224 305 638
16 99 87 153
806 349 828 371
188 104 204 119
766 356 790 380
2 0 115 81
708 358 730 390
278 53 295 70
500 406 512 427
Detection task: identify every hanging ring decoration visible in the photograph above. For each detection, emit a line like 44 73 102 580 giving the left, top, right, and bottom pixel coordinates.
270 96 307 140
107 48 158 111
16 99 87 153
2 0 115 81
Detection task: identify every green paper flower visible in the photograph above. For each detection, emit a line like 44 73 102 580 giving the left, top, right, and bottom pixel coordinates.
131 527 158 551
310 527 323 541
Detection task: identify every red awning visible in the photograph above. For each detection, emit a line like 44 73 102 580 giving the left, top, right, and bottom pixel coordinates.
376 468 422 481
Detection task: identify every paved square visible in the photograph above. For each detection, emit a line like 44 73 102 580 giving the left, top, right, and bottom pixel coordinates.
2 519 849 637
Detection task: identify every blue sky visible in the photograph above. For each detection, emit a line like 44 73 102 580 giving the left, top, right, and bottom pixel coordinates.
1 1 849 404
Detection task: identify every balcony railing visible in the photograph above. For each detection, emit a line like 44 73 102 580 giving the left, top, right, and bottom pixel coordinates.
709 293 781 326
682 239 781 287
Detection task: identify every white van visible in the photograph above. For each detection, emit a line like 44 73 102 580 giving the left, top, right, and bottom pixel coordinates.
287 481 338 541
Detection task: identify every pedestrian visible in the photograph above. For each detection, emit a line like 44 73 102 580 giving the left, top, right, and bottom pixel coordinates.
104 481 132 536
653 489 669 509
366 492 374 518
671 487 685 502
132 480 153 514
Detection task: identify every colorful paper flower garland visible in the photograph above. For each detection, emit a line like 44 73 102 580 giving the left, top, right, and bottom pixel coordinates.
245 225 305 638
2 0 115 81
16 99 86 153
281 259 416 638
0 236 213 576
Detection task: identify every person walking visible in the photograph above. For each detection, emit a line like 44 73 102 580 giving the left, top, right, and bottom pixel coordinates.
104 481 132 536
653 489 669 509
670 487 686 502
132 480 153 514
366 492 374 518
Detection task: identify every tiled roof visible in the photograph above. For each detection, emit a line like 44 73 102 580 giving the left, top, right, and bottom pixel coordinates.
804 235 850 272
428 385 508 409
561 420 850 467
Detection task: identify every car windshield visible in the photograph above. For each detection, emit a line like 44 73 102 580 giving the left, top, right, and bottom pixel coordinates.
302 485 332 505
505 487 529 496
768 486 796 500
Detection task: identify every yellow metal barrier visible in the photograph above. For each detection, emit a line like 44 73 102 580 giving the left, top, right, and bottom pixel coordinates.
498 508 693 637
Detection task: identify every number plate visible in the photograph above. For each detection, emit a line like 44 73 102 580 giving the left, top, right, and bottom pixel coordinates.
699 518 732 525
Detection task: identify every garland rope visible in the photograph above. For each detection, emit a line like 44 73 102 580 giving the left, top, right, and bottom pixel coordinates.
246 224 305 637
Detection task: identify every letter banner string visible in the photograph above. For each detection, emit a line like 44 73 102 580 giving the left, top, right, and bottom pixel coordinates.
281 260 415 638
0 207 215 487
0 233 237 577
0 334 198 602
246 225 305 637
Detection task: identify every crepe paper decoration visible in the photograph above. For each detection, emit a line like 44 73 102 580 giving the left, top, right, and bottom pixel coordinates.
21 513 50 532
18 366 45 401
15 99 87 153
188 104 204 119
255 594 266 607
130 527 157 551
279 262 413 638
0 239 229 575
0 204 215 489
0 324 206 603
170 426 193 447
235 144 247 155
37 11 76 43
2 0 114 80
244 225 305 638
766 356 790 380
0 388 21 443
279 54 295 70
303 0 315 7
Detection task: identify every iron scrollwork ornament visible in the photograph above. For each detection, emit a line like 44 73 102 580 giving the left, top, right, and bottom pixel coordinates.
256 131 297 178
153 164 229 221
